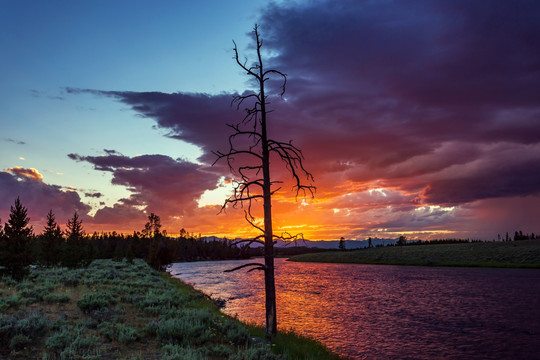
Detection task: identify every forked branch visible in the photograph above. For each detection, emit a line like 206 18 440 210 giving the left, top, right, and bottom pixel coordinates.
224 262 265 273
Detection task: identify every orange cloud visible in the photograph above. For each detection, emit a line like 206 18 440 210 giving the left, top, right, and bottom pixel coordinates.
5 167 44 181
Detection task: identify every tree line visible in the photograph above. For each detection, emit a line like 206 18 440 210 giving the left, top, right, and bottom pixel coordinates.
0 197 249 281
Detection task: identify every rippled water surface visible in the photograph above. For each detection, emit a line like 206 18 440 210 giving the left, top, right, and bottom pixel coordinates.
169 259 540 359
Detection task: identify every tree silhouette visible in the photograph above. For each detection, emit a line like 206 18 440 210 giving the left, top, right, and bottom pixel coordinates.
214 25 315 339
142 212 162 238
397 235 407 246
41 209 63 266
66 212 84 239
339 237 346 250
63 211 91 267
1 197 33 280
142 213 171 270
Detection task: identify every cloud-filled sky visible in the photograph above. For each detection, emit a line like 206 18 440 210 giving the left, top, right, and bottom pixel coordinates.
1 0 539 240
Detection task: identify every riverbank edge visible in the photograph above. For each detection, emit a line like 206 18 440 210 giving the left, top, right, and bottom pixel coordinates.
162 270 344 360
288 240 540 269
289 258 540 268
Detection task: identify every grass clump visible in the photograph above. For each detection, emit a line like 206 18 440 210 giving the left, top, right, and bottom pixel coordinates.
8 334 32 351
44 293 71 304
230 344 284 360
77 291 116 313
155 317 213 346
161 344 207 360
222 319 249 345
0 295 21 311
98 321 140 344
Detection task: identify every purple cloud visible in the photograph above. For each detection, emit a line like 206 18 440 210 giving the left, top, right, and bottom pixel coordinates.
69 152 222 224
0 171 91 229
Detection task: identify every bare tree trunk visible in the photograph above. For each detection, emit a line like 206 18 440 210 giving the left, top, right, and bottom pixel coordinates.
260 52 277 338
215 24 314 339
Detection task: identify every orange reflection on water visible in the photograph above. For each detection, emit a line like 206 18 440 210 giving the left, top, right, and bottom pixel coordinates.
170 258 540 360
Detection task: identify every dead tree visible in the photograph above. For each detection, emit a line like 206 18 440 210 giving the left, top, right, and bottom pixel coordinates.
214 25 315 339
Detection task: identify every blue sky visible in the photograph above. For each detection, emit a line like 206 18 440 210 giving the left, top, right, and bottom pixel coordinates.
1 0 270 212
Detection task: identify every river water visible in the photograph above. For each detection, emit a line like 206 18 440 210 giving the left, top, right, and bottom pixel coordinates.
168 259 540 359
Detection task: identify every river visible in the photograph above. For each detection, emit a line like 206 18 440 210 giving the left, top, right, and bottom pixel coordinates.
168 258 540 359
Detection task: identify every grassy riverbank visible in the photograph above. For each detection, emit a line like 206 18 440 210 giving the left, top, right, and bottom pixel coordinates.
289 240 540 268
0 259 341 359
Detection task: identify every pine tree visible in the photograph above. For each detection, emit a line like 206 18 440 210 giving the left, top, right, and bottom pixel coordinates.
66 212 84 240
41 209 63 266
1 197 33 280
62 212 89 267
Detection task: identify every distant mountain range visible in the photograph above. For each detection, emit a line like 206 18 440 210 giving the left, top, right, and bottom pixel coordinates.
201 237 398 249
275 238 397 249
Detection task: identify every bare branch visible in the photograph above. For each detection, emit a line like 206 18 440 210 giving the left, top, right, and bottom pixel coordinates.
224 262 265 273
231 237 265 246
244 210 265 234
263 69 287 96
273 232 307 247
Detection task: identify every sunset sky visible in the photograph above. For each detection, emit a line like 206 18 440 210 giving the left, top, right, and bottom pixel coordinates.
1 0 539 241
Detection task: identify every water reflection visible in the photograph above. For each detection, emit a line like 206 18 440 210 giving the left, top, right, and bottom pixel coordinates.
169 259 540 359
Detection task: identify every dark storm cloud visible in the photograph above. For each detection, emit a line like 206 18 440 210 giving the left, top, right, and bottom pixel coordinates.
261 0 540 108
423 158 540 205
65 88 239 164
69 152 222 222
257 0 540 203
68 0 540 213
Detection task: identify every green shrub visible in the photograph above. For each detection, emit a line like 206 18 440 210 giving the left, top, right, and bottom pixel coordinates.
116 323 140 344
145 320 160 337
58 333 100 359
206 344 233 357
44 293 71 304
230 345 285 360
156 317 213 346
1 275 18 287
0 295 21 311
133 289 184 314
0 311 49 348
18 285 51 303
0 315 17 345
222 319 249 345
62 272 82 287
77 292 116 313
46 328 74 351
97 321 116 341
14 311 50 338
46 322 99 358
88 306 116 322
98 322 140 344
9 334 31 350
161 344 207 360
